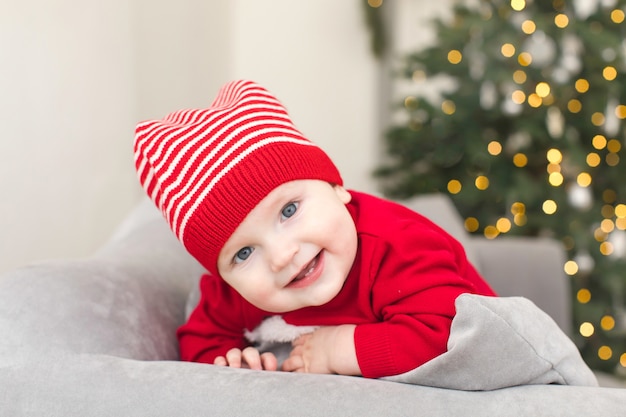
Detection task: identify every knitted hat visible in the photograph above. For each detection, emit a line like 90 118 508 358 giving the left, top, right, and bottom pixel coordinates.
133 80 343 275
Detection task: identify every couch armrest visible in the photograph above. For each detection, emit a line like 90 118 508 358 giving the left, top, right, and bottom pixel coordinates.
2 199 625 415
0 214 205 363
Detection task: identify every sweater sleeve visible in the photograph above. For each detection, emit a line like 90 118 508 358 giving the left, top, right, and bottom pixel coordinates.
354 225 484 378
176 273 263 363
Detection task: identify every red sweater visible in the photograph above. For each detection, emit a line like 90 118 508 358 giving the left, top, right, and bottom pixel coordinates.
177 191 496 378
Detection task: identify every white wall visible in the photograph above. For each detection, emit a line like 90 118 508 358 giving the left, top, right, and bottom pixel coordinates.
0 0 139 273
0 0 379 273
230 0 380 193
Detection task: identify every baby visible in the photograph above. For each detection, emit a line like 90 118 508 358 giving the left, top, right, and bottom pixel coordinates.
133 80 496 378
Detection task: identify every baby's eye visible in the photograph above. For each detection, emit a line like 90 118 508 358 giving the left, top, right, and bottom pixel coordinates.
234 247 254 264
281 202 298 220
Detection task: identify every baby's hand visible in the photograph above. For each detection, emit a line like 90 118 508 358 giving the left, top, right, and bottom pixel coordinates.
213 347 278 371
282 325 359 375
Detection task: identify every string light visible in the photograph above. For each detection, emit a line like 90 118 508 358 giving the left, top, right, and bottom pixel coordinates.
547 162 562 174
580 322 594 337
601 219 615 233
496 218 512 233
603 66 618 81
587 153 601 167
528 93 542 107
564 260 578 275
600 241 614 255
511 202 527 226
542 200 558 214
367 0 383 8
549 172 564 186
510 0 526 12
475 175 489 190
607 139 621 153
404 96 418 109
441 100 456 115
602 204 615 218
546 148 562 163
615 105 626 119
501 43 516 58
575 79 590 93
603 189 617 203
598 346 613 360
521 20 536 34
465 217 479 232
518 52 532 66
554 13 569 28
592 134 607 150
595 227 608 242
513 213 527 226
577 289 592 304
606 153 620 166
535 82 551 97
448 50 462 64
568 99 582 113
543 94 555 106
513 70 527 84
577 172 592 187
513 153 528 167
591 112 605 126
601 315 616 331
611 9 625 24
552 0 565 11
483 225 499 239
511 90 526 104
487 141 502 155
511 202 526 215
447 179 462 194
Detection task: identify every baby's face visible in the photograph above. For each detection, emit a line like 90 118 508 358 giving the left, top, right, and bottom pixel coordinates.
217 179 358 313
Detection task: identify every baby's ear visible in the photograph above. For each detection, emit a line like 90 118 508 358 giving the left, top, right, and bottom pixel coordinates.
333 184 352 204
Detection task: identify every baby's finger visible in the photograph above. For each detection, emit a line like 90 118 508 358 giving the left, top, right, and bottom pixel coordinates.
281 353 303 372
225 348 243 368
241 347 263 370
213 356 228 366
260 352 278 371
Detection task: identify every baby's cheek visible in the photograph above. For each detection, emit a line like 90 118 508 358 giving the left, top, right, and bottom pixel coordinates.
240 285 274 307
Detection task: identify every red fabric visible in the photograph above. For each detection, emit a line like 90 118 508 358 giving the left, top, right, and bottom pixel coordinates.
177 191 496 378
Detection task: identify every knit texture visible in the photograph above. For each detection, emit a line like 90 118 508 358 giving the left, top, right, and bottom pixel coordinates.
134 80 342 274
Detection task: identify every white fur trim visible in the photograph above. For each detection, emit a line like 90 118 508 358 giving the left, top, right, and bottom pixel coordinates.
244 316 319 344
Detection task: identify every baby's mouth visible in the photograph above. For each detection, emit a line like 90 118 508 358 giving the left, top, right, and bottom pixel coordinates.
288 252 322 286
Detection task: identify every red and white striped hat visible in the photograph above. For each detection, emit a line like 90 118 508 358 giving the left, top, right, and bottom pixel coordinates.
133 80 342 275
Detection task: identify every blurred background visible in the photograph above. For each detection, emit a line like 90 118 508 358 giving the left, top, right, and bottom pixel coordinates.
0 0 416 273
2 0 626 377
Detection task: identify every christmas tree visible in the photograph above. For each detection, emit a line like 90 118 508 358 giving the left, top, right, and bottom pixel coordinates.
372 0 626 376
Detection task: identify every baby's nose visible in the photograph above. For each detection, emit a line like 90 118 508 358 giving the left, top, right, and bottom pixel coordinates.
268 240 299 272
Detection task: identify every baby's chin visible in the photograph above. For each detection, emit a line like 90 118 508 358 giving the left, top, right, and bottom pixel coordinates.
252 286 345 313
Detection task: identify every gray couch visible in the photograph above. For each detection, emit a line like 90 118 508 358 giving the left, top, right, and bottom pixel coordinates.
1 193 624 416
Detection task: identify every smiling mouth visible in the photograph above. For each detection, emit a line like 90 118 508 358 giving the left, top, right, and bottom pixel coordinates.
287 252 323 288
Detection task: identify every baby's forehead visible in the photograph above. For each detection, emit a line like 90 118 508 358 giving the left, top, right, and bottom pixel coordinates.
220 180 318 239
237 181 303 220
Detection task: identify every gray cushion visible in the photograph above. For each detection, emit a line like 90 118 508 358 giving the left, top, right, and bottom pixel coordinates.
386 294 597 389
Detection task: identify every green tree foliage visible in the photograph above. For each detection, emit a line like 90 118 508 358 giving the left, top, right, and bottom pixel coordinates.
375 0 626 375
